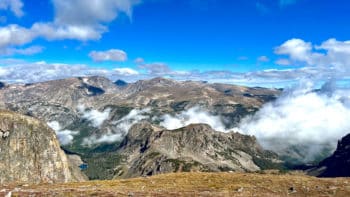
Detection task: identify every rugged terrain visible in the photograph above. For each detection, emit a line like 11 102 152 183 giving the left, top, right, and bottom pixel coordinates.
115 122 281 178
0 76 280 129
1 172 350 196
0 76 281 179
0 110 86 184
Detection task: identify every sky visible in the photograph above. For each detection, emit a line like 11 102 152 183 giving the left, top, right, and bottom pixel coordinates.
0 0 350 87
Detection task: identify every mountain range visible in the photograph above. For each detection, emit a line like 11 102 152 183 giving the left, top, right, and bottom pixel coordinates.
0 76 348 182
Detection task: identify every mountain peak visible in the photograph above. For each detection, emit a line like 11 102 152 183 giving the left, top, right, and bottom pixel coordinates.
116 122 281 178
114 79 128 87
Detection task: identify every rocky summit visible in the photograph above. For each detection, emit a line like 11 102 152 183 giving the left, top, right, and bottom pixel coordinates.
115 122 282 178
0 110 86 184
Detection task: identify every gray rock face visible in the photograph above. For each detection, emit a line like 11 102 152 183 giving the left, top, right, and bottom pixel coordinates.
0 110 85 184
115 122 281 178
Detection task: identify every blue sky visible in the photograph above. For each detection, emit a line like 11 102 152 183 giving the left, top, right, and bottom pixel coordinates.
0 0 350 87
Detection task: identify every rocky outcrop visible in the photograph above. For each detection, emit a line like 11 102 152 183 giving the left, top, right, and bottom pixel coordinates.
308 133 350 177
115 122 282 178
0 110 85 184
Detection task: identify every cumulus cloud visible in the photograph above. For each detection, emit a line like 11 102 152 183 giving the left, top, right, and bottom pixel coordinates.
89 49 127 62
0 0 24 17
274 38 350 71
82 108 150 146
48 121 79 145
78 105 111 128
32 22 105 41
52 0 140 26
235 80 350 162
0 0 140 52
274 38 322 65
0 25 35 48
114 67 139 76
160 106 226 132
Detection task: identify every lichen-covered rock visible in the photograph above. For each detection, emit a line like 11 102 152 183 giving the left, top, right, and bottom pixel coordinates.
0 110 84 184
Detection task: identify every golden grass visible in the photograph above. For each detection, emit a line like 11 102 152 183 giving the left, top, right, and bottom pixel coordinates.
1 172 350 196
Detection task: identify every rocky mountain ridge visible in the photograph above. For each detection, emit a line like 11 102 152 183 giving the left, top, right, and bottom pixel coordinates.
114 122 282 178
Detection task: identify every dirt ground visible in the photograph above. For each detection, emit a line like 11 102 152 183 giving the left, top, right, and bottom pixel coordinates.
1 172 350 196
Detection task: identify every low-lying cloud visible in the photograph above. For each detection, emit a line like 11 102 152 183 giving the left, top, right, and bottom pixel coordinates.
78 105 111 128
48 121 79 145
160 106 226 132
235 80 350 162
82 108 151 146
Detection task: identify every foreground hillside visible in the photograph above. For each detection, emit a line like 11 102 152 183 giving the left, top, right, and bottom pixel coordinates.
1 172 350 196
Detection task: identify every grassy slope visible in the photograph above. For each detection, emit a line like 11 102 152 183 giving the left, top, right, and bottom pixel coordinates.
1 172 350 196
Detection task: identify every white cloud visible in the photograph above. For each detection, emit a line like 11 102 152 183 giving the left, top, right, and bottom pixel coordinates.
82 108 150 146
89 49 127 62
0 0 141 53
0 67 9 76
275 38 316 64
0 25 35 48
32 22 105 41
48 121 79 145
274 38 350 75
160 106 226 132
52 0 140 26
235 80 350 162
114 67 139 76
0 0 24 17
78 105 111 128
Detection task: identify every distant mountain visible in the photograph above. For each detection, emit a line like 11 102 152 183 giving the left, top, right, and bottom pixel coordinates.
0 76 280 131
114 122 282 179
0 110 86 184
308 133 350 177
114 79 128 87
